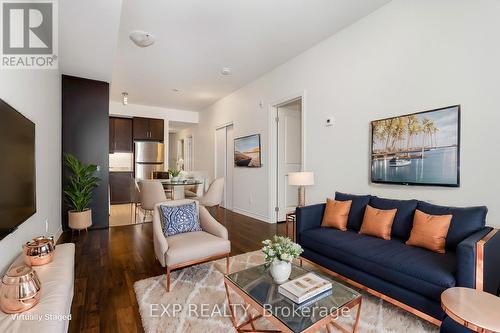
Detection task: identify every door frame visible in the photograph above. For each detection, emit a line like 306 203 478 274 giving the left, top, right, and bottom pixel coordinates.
268 91 307 223
214 122 234 209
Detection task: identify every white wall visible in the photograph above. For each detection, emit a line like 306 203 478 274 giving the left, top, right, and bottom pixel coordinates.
191 0 500 226
0 71 62 273
109 101 199 167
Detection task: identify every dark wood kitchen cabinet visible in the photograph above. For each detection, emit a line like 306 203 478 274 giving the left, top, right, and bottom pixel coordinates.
149 118 164 140
109 172 134 204
109 117 133 152
133 117 164 141
132 117 149 140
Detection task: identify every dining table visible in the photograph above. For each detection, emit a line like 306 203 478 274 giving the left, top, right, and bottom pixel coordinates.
158 179 203 200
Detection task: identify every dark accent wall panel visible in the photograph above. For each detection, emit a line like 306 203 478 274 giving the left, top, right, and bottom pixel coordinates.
62 75 109 229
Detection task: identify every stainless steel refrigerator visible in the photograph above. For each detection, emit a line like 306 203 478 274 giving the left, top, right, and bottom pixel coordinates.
134 141 164 179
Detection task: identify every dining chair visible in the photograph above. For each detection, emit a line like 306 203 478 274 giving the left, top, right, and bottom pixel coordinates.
198 178 224 208
152 171 173 199
163 185 174 200
184 171 209 199
138 180 167 223
132 178 141 224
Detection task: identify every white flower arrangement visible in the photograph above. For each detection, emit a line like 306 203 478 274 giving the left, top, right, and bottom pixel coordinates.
261 235 303 264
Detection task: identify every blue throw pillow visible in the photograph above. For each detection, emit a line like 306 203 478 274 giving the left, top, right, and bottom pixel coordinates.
159 202 202 237
417 201 487 249
370 196 418 241
334 192 371 231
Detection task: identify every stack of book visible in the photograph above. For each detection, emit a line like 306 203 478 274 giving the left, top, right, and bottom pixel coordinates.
278 272 332 304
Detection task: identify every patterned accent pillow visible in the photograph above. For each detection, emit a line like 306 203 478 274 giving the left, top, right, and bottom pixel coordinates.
159 202 202 237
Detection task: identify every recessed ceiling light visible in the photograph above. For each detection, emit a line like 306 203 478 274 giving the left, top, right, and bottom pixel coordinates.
221 67 232 76
129 31 155 47
122 92 128 105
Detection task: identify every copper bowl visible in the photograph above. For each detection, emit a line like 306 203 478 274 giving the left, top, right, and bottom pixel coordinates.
23 236 56 266
0 265 41 313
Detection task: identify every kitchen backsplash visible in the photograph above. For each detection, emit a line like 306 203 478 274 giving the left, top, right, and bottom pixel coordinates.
109 152 133 171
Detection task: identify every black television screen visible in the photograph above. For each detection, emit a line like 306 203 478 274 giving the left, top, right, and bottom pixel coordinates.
0 99 36 240
371 105 460 187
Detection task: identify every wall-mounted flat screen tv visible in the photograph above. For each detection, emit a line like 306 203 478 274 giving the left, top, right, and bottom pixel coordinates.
371 105 460 187
0 99 36 240
234 134 261 167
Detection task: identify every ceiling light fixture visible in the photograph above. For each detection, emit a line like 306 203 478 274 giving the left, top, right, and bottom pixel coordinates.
129 31 155 47
122 92 128 105
221 67 232 76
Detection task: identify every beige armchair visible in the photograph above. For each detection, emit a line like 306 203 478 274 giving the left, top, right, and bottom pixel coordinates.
153 199 231 291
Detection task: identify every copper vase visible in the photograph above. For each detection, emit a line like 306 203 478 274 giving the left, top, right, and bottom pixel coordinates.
23 236 56 266
0 265 41 313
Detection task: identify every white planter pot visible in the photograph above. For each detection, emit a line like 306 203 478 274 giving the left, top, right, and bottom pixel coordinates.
270 260 291 284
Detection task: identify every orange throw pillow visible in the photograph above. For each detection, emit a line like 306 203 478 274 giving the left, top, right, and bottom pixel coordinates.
359 205 397 240
406 210 452 254
321 199 352 231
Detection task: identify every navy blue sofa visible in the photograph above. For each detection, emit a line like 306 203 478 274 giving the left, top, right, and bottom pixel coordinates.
296 192 500 328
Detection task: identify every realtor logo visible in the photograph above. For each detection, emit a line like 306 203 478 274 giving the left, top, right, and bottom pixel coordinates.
1 0 58 69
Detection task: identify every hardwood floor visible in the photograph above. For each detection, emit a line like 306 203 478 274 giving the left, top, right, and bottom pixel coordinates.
59 207 286 333
213 207 285 256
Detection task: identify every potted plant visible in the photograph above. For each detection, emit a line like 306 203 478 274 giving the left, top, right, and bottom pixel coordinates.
63 154 100 232
262 235 303 284
168 168 181 181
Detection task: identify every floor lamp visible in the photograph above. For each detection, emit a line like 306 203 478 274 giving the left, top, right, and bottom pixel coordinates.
288 172 314 207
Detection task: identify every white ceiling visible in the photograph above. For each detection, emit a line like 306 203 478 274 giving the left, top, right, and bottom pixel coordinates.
61 0 391 110
111 0 391 110
60 0 122 82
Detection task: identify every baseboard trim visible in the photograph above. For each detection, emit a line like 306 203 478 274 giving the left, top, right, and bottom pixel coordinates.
232 207 272 224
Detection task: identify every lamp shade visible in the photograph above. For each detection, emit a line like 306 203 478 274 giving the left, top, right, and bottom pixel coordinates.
288 172 314 186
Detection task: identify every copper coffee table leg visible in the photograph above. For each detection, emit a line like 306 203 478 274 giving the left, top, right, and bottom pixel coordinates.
327 298 362 333
247 311 256 331
352 298 362 332
224 282 238 328
225 281 282 333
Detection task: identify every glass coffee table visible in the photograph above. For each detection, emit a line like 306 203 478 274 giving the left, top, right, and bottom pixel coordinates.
224 262 362 333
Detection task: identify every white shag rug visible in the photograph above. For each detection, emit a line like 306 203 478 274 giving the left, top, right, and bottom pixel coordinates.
134 251 439 333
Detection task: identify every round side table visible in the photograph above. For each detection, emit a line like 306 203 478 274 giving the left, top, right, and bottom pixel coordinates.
441 287 500 333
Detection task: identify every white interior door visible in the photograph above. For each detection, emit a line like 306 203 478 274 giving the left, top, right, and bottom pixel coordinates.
225 125 234 210
215 124 234 210
177 139 184 169
215 127 226 206
277 100 302 221
184 136 193 171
